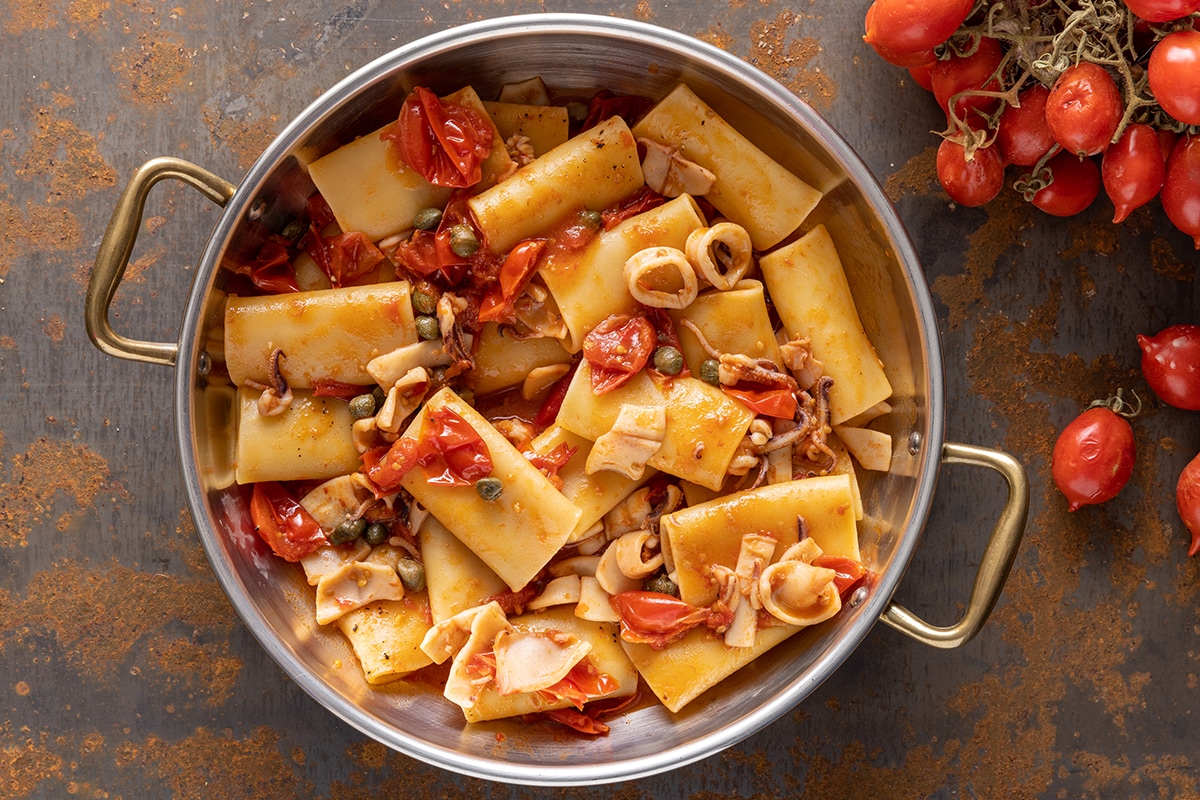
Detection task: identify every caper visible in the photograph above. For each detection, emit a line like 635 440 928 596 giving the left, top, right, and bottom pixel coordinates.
448 224 480 257
413 207 443 231
348 393 377 420
364 522 389 546
415 315 441 341
371 385 387 408
644 573 679 597
396 558 426 592
475 476 504 502
280 218 307 242
580 209 604 228
653 345 684 376
699 358 721 386
330 517 367 545
411 289 438 316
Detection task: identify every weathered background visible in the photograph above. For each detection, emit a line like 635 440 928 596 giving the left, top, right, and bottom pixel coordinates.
2 1 1198 798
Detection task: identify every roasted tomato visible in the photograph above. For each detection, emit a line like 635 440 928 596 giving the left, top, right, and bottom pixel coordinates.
249 481 327 562
582 314 656 394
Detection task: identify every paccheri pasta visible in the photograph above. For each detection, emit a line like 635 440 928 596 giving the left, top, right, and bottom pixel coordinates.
218 80 895 733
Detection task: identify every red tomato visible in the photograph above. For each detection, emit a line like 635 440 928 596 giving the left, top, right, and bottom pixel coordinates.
239 235 299 294
864 3 937 66
931 37 1005 118
305 230 385 288
362 438 419 495
1136 324 1200 410
812 554 868 598
249 482 327 562
936 137 1006 207
1161 134 1200 248
722 383 798 418
1179 452 1200 556
582 314 656 394
908 61 936 92
996 84 1056 167
417 405 495 486
1051 403 1136 512
1028 152 1101 217
1045 63 1123 156
476 238 548 323
1149 30 1200 125
1125 0 1200 23
1101 123 1167 223
862 0 974 55
1158 127 1179 162
610 591 713 649
383 86 494 188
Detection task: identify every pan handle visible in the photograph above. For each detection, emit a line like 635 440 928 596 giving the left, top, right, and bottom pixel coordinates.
879 441 1028 649
85 157 236 367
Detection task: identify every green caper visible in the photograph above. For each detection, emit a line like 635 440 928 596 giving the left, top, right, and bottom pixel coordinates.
348 393 377 420
699 358 721 386
330 517 367 545
644 573 679 597
475 476 504 502
364 522 389 546
580 209 604 228
280 218 307 242
415 315 441 341
396 558 426 592
653 345 684 376
448 224 480 257
411 288 438 316
413 207 443 231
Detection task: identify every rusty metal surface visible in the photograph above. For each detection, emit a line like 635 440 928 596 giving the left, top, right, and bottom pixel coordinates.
2 1 1198 798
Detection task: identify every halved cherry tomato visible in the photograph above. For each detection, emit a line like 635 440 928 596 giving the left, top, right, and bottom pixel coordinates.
1102 123 1166 223
362 438 419 495
582 314 656 394
382 86 494 188
238 235 300 294
417 405 494 486
249 481 327 562
1178 452 1200 556
305 230 385 287
936 138 1006 207
1137 324 1200 410
1051 400 1136 512
477 239 548 323
812 554 868 599
862 0 974 56
996 84 1056 167
1161 134 1200 248
723 383 799 419
609 591 713 649
1148 30 1200 126
1045 63 1123 157
1028 152 1101 217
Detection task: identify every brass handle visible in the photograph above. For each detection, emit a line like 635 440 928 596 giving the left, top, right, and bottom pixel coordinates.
85 157 236 366
880 441 1029 649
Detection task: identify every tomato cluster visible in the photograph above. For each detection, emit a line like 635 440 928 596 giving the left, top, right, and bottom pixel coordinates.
864 0 1200 245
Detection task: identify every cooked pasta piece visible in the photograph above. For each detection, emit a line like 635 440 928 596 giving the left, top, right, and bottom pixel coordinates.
234 388 360 484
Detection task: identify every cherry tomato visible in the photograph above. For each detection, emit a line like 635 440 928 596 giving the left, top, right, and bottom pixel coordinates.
383 86 494 187
1124 0 1200 23
1101 123 1167 223
1136 323 1200 410
1179 452 1200 556
932 37 1005 118
1158 127 1179 162
583 313 656 393
862 0 975 56
417 405 495 486
996 84 1056 167
1161 134 1200 248
722 383 798 418
249 482 327 562
476 238 548 323
1051 401 1137 512
609 591 713 648
908 61 936 92
1045 63 1124 156
1028 152 1101 216
1149 30 1200 125
936 137 1006 207
864 3 937 66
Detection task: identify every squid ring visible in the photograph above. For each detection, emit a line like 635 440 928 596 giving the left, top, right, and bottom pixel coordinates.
623 246 699 309
685 222 753 291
